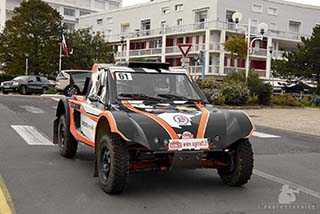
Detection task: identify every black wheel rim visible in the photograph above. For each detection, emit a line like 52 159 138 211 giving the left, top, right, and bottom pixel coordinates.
100 146 111 183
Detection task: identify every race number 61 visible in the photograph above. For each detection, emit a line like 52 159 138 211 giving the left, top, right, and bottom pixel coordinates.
116 73 133 80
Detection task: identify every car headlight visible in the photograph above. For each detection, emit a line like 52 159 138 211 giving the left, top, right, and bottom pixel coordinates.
0 82 3 87
12 82 19 86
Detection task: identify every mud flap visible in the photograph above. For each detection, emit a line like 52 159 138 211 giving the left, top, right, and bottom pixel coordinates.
53 118 59 144
170 151 203 170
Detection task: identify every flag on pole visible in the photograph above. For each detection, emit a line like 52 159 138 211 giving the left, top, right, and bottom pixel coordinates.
61 31 69 57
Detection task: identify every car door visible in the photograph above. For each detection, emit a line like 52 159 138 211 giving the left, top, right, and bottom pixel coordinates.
26 76 38 91
79 69 108 143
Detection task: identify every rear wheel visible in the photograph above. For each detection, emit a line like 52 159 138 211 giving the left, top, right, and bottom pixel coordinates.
64 85 80 97
218 139 253 186
97 134 129 194
19 85 27 95
57 114 78 158
42 87 48 94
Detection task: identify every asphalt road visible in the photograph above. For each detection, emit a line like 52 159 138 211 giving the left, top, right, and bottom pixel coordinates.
0 95 320 214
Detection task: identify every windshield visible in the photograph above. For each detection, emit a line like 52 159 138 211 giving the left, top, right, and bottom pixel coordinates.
115 72 202 101
13 76 29 81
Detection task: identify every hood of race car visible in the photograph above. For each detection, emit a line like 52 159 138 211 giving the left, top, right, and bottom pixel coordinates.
112 100 254 151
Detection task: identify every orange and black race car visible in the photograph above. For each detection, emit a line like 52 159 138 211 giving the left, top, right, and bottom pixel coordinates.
53 62 256 194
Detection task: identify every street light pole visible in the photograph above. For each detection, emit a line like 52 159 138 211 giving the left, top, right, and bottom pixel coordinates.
25 53 29 76
245 19 251 83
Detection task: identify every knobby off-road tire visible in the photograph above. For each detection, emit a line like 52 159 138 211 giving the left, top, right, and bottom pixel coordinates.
97 135 129 194
57 114 78 158
218 139 253 186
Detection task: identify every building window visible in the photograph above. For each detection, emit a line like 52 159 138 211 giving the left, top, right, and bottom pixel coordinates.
109 1 119 10
289 20 301 33
106 17 112 23
162 7 170 14
121 23 130 33
270 22 277 30
161 21 167 28
65 22 75 30
80 10 90 16
252 4 263 13
226 10 236 23
175 4 183 11
97 19 103 25
267 7 278 16
64 8 75 16
141 19 151 35
95 0 105 9
177 18 183 26
251 19 259 27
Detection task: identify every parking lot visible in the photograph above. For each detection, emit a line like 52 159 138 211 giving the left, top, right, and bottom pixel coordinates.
0 94 319 214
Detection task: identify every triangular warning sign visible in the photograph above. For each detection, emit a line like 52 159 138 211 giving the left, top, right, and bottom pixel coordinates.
178 44 192 57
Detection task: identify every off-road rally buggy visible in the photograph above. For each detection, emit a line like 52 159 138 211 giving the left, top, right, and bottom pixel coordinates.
53 62 255 194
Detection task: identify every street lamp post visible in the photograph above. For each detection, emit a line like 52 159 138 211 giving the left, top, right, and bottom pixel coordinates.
232 12 268 82
120 36 125 63
25 53 29 76
269 46 274 85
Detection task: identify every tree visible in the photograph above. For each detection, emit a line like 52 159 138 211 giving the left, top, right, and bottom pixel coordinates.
0 0 62 78
224 34 248 59
273 26 320 94
62 30 114 70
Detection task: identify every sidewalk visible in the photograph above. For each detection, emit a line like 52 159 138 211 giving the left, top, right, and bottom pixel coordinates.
242 108 320 136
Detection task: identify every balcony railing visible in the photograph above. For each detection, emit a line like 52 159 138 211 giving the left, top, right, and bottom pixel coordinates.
272 50 288 59
115 48 162 58
251 48 268 56
103 20 310 43
208 65 219 74
166 44 206 54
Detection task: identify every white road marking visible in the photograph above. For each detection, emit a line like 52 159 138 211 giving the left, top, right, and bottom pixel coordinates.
51 98 60 102
11 125 53 145
254 169 320 199
253 131 280 138
20 106 44 114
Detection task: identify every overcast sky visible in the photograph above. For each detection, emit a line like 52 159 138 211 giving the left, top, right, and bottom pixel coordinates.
122 0 320 7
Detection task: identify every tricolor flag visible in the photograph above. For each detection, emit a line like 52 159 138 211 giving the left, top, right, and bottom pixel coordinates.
61 32 69 57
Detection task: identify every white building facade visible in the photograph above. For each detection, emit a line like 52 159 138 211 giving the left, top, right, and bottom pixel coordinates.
0 0 122 31
79 0 320 79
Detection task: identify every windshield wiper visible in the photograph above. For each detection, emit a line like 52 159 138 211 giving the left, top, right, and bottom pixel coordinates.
118 93 165 102
157 94 201 103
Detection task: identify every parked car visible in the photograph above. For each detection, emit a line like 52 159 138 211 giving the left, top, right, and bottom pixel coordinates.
53 62 255 194
0 75 49 95
55 70 92 96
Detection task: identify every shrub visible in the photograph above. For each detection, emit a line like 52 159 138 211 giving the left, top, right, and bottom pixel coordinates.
248 96 259 105
256 83 273 105
224 70 264 96
196 78 222 90
271 94 302 106
220 81 249 105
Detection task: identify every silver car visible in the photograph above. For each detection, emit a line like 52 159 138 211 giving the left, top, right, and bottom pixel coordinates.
55 70 91 96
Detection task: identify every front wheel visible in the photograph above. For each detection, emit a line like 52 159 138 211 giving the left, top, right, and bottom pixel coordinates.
57 114 78 158
218 139 254 186
64 85 80 97
97 135 129 194
2 90 8 94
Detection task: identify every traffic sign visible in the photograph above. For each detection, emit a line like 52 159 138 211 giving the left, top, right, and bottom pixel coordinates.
180 58 190 63
178 44 192 57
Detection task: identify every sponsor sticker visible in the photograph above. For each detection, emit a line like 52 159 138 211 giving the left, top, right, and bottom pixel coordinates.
173 115 190 125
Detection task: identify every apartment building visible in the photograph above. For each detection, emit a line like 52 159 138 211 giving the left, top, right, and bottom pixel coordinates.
78 0 320 79
0 0 122 31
